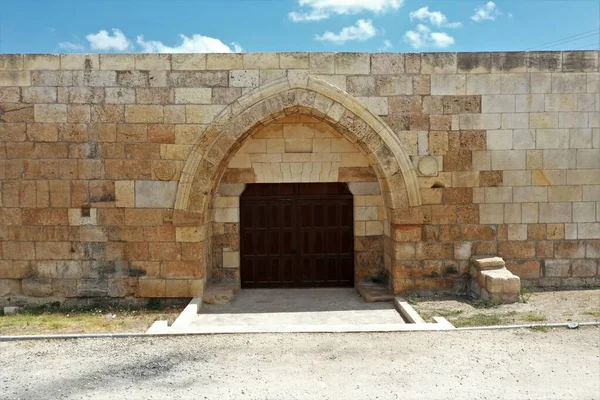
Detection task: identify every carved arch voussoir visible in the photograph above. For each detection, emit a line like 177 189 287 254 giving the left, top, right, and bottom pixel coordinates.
175 76 421 212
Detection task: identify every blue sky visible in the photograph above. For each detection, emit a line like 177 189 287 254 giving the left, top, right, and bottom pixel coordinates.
0 0 598 54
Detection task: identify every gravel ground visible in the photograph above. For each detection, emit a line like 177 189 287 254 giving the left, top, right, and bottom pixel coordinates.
1 328 599 399
412 289 600 325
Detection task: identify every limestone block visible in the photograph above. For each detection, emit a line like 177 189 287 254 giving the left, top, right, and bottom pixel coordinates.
346 76 376 96
530 73 552 94
491 150 525 170
335 53 370 74
500 74 529 94
452 171 479 187
309 53 334 74
185 105 225 124
563 51 598 72
516 94 544 112
117 70 149 87
504 203 521 223
491 53 527 73
485 187 512 203
60 54 99 70
472 151 491 170
206 54 242 70
512 186 547 203
583 185 600 201
503 170 531 186
214 208 239 223
528 52 562 72
68 208 97 226
487 130 512 150
431 74 465 95
134 181 177 208
0 71 31 86
567 169 600 185
22 87 57 103
421 53 456 74
587 73 599 94
171 54 206 70
482 94 515 113
230 70 259 87
223 250 240 269
543 149 577 169
115 181 135 208
260 69 287 85
535 128 569 149
100 54 134 70
371 53 404 74
573 202 596 223
558 112 588 128
544 259 571 277
73 71 116 87
0 54 23 70
529 113 558 129
577 94 597 112
168 71 228 87
578 223 600 239
280 53 309 69
539 202 572 223
479 204 503 224
356 96 388 115
521 203 538 223
242 53 279 69
24 54 60 70
69 87 104 104
466 74 501 94
513 129 536 149
576 149 600 168
508 224 527 241
459 114 501 130
34 104 67 123
552 73 587 93
502 114 529 129
457 52 491 73
174 88 212 104
105 87 135 104
376 76 412 96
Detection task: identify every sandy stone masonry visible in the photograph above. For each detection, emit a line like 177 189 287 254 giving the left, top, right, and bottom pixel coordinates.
0 51 599 305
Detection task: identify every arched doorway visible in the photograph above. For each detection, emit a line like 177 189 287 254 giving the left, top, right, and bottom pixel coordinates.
173 76 423 296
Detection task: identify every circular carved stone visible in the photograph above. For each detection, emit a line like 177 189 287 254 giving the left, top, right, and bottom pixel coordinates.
153 162 176 181
418 156 439 176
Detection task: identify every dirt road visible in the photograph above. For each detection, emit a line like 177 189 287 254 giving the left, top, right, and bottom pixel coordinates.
1 328 598 399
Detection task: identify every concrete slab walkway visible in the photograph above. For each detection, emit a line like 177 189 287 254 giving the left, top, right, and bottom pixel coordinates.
152 288 454 334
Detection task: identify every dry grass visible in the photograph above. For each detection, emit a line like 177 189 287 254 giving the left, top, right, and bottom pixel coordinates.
0 305 184 335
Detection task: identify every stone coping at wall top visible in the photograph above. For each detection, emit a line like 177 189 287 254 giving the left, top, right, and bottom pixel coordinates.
1 51 597 73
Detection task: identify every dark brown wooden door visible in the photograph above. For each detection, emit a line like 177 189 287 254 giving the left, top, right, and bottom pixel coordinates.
240 183 354 288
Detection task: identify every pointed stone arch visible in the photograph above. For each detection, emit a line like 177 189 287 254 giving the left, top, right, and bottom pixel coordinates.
175 75 421 220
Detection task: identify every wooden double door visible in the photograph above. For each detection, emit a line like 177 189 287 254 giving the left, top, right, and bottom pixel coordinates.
240 183 354 288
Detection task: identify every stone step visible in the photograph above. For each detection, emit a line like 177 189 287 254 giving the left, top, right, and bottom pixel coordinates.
203 284 239 304
357 282 394 303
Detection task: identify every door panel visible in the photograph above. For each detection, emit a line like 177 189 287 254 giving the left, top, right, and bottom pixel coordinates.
240 183 354 288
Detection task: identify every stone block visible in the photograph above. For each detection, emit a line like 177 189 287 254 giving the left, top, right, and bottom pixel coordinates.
528 52 562 72
125 105 163 123
229 70 259 87
479 203 503 224
34 104 67 123
466 74 501 94
206 53 242 70
376 76 412 96
371 53 404 74
135 181 177 208
335 53 370 74
544 260 571 277
482 94 514 113
279 53 309 69
431 74 465 95
171 54 206 70
60 54 99 70
135 54 171 70
309 53 335 74
491 150 525 170
22 87 57 103
562 51 598 72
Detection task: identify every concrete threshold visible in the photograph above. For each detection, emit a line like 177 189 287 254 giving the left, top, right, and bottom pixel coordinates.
147 291 456 334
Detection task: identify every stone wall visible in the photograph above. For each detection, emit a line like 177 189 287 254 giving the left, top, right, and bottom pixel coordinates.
0 51 598 305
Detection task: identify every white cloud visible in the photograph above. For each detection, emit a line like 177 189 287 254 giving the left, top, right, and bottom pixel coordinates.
404 24 454 49
378 39 393 51
289 0 403 22
315 19 377 44
429 32 455 48
471 1 502 22
58 41 85 52
137 34 242 53
86 29 132 51
409 6 461 28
